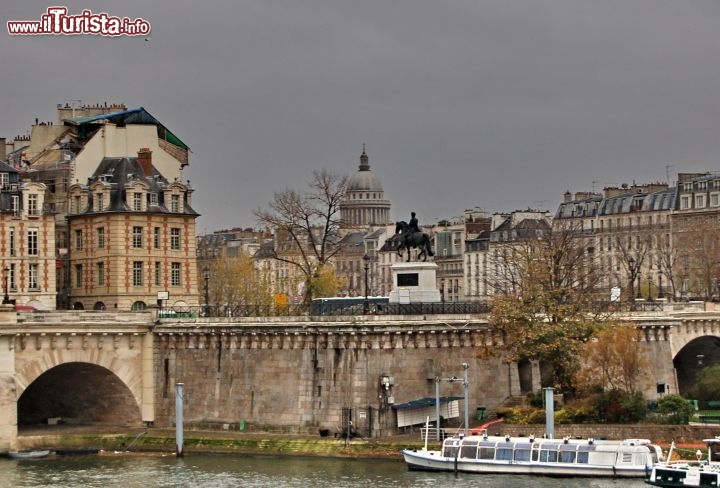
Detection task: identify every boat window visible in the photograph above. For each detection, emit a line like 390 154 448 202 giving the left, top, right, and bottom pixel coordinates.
479 447 495 460
460 441 478 459
495 448 513 461
577 451 589 464
559 451 576 463
539 450 558 463
442 442 460 458
531 446 539 462
710 443 720 462
514 449 531 462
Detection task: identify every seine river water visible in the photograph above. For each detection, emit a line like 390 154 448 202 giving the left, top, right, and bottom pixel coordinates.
0 453 651 488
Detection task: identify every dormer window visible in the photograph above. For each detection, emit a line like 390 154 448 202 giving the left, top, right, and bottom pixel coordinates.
95 192 105 211
171 194 180 212
133 192 143 211
0 173 8 189
27 193 39 216
149 193 158 206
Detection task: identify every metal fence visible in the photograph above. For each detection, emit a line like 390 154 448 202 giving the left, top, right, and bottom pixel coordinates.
157 301 491 318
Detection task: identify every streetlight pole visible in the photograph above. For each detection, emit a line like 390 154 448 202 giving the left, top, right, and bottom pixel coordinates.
362 254 370 315
627 257 636 305
659 271 664 299
2 266 10 305
203 265 210 317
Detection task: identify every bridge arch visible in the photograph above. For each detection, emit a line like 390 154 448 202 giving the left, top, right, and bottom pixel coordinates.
673 335 720 397
17 362 141 426
15 349 144 426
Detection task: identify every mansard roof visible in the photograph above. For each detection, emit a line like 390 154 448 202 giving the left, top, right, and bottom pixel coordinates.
71 156 198 216
64 106 189 151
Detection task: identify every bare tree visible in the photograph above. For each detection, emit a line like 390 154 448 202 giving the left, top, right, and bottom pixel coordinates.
484 221 611 392
254 169 348 303
674 215 720 300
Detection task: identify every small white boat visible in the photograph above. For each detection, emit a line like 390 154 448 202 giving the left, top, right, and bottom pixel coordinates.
402 429 662 477
7 450 51 459
646 438 720 487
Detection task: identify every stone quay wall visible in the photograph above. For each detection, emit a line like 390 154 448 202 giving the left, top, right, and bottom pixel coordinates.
151 316 517 437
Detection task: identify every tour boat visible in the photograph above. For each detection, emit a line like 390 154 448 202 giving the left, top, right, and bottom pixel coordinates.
646 438 720 487
402 429 662 477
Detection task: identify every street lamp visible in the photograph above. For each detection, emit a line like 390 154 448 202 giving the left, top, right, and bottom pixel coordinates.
203 265 210 317
2 266 10 305
658 271 664 299
627 257 636 303
362 254 370 315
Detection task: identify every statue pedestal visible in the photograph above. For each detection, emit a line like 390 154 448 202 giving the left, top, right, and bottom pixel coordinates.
389 262 441 303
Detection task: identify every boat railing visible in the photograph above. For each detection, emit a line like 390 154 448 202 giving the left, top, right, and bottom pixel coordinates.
420 426 460 441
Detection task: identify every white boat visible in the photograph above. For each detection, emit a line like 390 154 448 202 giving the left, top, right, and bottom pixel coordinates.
7 450 51 459
646 438 720 487
402 429 662 477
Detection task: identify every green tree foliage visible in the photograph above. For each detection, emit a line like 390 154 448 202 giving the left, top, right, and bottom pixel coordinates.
254 169 348 304
690 365 720 407
485 222 611 392
657 395 695 424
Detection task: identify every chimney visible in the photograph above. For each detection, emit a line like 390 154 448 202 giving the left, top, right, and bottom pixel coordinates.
0 138 5 160
137 148 152 176
563 190 572 202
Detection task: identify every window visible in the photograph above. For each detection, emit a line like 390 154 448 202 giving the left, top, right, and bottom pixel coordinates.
97 227 105 249
75 229 83 251
695 194 706 208
711 193 720 207
171 262 181 286
27 194 38 216
154 227 161 249
132 261 143 286
0 173 8 188
170 228 181 250
73 195 81 213
154 261 162 286
9 264 15 290
95 193 104 211
28 263 39 290
27 228 38 256
171 194 180 212
9 227 15 257
133 192 142 211
96 262 105 285
132 226 143 248
680 196 690 209
11 195 19 215
75 264 83 288
149 193 158 206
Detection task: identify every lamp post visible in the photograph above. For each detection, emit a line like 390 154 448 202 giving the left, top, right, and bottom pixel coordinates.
658 271 664 299
647 275 653 300
627 257 636 304
203 265 210 317
362 254 370 315
2 266 9 305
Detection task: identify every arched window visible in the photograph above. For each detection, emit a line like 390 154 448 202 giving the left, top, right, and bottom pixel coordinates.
131 301 147 311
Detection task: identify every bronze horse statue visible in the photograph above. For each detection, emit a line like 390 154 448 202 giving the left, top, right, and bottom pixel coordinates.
395 221 434 262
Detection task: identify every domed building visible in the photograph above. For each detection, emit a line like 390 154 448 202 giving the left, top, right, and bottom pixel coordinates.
340 147 391 228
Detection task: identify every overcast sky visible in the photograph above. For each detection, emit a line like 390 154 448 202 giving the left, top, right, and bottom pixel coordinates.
3 1 720 232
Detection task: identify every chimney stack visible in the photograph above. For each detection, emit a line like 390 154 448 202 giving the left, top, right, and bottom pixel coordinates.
137 148 153 176
0 138 5 160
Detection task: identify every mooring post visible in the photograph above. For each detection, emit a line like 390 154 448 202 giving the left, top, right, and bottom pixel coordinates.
176 382 184 457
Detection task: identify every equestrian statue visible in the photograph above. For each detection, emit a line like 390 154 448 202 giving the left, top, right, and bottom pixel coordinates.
395 211 434 262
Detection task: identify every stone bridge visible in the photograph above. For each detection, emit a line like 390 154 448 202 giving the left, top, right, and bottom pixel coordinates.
1 305 719 452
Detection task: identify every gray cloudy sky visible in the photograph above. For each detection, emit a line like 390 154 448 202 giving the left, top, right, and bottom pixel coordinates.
3 1 720 232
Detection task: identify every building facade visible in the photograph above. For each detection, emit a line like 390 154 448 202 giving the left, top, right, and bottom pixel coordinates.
66 150 199 311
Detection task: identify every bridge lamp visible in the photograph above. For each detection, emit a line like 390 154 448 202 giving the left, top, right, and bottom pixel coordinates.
363 254 370 315
203 265 210 317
